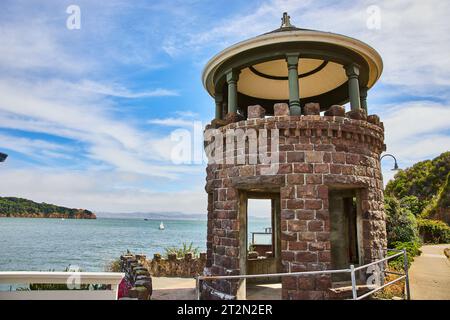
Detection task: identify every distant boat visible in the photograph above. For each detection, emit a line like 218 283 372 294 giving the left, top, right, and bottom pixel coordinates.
144 218 149 221
61 218 65 221
159 221 165 230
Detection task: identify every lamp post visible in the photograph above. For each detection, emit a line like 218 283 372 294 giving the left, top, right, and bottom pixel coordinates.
380 153 399 171
0 152 7 163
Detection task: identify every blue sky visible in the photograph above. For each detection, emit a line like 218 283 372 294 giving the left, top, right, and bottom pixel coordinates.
0 0 449 214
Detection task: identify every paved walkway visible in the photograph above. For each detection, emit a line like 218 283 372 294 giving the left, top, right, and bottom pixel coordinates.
409 244 450 300
150 277 282 300
151 277 196 300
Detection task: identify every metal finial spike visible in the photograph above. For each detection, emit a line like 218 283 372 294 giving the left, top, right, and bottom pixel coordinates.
281 12 293 28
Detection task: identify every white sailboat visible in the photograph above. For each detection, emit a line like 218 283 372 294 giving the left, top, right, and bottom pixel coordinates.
159 221 165 230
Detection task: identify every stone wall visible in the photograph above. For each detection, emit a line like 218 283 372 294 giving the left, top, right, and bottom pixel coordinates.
144 253 207 277
203 109 387 300
120 254 152 300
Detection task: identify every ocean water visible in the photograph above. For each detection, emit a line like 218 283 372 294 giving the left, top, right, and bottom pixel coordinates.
0 217 270 272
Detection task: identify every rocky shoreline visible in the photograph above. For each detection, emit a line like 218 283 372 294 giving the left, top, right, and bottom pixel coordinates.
0 212 96 219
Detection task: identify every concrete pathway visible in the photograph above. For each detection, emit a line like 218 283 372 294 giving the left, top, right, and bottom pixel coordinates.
409 244 450 300
151 277 196 300
150 277 283 300
247 283 282 300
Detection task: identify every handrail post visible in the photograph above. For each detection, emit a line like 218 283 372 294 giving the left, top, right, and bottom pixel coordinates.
196 277 201 300
350 264 357 300
379 248 385 286
403 249 411 300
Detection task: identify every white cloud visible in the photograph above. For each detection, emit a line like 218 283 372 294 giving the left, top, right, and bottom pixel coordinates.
382 102 450 142
0 133 72 160
169 0 450 93
380 101 450 183
174 110 199 118
0 77 199 178
381 101 450 161
75 80 178 98
0 24 91 74
147 117 197 127
0 168 207 214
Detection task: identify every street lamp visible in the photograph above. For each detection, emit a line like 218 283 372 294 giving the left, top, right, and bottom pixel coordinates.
0 152 7 163
380 153 399 171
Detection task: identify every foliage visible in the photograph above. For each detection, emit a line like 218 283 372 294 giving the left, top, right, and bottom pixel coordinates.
385 152 450 222
17 266 105 291
0 196 94 218
417 219 450 244
384 152 449 246
385 196 420 245
385 151 450 202
387 241 421 271
421 172 450 219
399 196 426 217
164 242 200 258
27 283 105 291
373 273 405 300
105 258 122 272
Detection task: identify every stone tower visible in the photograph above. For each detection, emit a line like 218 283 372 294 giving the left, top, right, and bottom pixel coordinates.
201 13 387 300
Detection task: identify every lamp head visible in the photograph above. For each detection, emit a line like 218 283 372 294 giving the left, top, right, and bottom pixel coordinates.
392 161 399 171
0 152 7 162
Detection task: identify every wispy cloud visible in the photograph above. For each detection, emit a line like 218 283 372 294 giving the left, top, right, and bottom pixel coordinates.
147 117 196 127
75 80 178 98
164 0 450 93
381 101 450 163
0 133 72 160
0 168 207 213
0 77 199 178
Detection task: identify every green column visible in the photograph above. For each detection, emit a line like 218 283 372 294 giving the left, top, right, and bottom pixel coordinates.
226 69 239 114
360 87 368 114
286 53 301 115
214 93 223 120
344 64 361 111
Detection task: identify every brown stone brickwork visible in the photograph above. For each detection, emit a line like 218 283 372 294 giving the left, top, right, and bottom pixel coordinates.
203 113 387 300
144 253 207 277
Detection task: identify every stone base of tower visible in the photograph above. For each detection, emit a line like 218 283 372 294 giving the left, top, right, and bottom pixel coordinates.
203 114 387 300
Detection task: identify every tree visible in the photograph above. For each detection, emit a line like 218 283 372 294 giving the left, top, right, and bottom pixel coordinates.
385 196 419 245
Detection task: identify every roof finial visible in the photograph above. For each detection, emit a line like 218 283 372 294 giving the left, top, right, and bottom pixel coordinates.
280 12 294 28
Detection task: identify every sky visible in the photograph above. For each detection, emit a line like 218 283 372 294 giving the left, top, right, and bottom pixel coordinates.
0 0 449 215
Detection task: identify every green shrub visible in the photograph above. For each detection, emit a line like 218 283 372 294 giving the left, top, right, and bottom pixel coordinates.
164 242 200 258
385 196 420 245
105 258 122 272
417 219 450 244
388 241 421 271
399 196 427 216
18 266 105 291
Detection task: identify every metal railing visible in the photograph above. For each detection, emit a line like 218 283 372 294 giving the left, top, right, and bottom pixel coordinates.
196 248 410 300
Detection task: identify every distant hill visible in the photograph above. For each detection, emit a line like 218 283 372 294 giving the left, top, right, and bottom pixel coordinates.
95 211 269 221
0 197 96 219
95 211 206 220
385 151 450 224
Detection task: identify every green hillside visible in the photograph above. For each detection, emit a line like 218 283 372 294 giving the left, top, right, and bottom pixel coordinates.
385 151 450 223
0 197 96 219
384 151 450 246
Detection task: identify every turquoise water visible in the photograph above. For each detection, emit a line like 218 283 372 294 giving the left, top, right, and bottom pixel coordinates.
0 217 269 272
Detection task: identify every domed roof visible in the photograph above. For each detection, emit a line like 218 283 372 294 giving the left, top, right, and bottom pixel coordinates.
202 13 383 109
